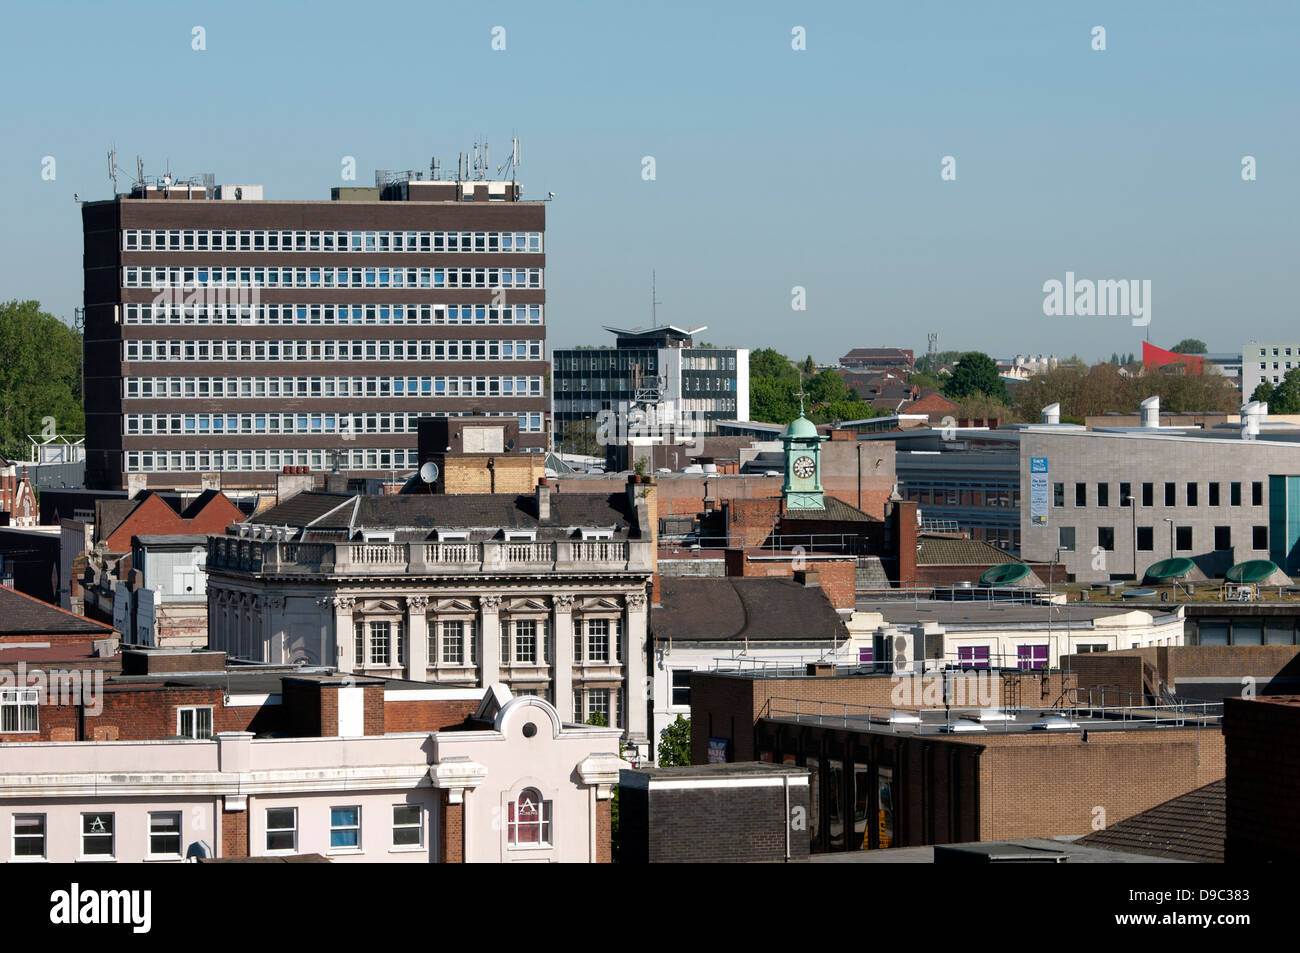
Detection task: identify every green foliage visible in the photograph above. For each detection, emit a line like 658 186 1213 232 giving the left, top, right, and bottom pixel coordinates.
585 712 608 727
1012 361 1240 420
1251 379 1275 406
915 350 964 374
559 418 601 456
0 301 83 460
749 350 876 425
657 715 692 766
1267 368 1300 414
942 352 1008 404
750 348 799 382
907 370 943 392
1170 338 1208 355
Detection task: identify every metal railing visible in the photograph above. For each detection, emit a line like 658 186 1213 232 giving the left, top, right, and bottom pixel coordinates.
855 584 1047 604
761 688 1222 733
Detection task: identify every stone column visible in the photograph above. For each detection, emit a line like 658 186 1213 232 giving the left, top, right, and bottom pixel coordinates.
330 596 356 673
479 595 502 687
406 595 430 682
625 591 650 745
553 594 575 721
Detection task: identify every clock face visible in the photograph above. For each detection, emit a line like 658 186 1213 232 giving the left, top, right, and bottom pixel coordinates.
792 455 815 479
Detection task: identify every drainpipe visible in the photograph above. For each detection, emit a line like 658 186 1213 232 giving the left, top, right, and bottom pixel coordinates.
784 773 791 861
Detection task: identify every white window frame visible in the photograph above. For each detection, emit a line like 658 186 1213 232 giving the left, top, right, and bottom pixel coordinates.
0 689 38 733
329 805 362 852
177 706 214 739
12 813 46 861
392 804 423 851
265 807 297 853
147 811 183 859
80 812 115 860
506 788 553 849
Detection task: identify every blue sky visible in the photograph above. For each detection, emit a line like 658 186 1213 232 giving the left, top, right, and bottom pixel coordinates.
1 0 1296 362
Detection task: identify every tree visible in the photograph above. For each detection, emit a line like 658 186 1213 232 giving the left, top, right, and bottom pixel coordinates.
657 715 692 766
749 376 800 424
1252 380 1275 405
559 418 601 456
0 300 84 461
1269 368 1300 414
801 355 816 376
1170 338 1208 355
750 347 799 382
943 352 1008 404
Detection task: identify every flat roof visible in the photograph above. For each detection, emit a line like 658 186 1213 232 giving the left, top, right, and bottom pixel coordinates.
858 599 1179 629
809 837 1185 864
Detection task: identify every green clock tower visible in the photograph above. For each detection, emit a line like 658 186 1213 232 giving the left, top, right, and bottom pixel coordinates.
781 413 826 510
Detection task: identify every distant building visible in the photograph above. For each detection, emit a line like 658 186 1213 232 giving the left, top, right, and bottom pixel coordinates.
1242 341 1300 399
839 348 915 373
551 325 748 457
81 166 548 492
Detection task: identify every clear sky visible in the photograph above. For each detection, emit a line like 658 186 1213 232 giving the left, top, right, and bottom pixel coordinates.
0 0 1295 362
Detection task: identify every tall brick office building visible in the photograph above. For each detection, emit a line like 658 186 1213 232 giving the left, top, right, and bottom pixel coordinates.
81 171 548 491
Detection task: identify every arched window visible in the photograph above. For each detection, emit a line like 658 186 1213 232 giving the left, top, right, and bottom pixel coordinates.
507 788 551 846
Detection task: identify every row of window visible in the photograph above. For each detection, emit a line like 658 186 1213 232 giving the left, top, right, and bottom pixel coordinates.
1 696 213 738
123 265 544 290
904 486 1021 509
124 338 543 363
125 411 545 437
557 377 735 393
126 448 419 473
9 805 427 861
1057 524 1269 553
1056 481 1264 508
352 618 624 668
123 229 542 255
124 374 545 400
123 302 544 326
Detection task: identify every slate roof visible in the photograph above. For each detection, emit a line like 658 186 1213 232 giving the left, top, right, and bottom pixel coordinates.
0 586 117 637
1074 780 1225 863
917 536 1023 566
781 496 879 522
653 577 847 643
249 491 640 539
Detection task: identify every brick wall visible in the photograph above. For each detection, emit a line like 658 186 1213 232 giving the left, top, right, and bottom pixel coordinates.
725 499 781 548
625 780 809 863
221 808 248 858
384 698 479 732
596 798 612 863
439 792 463 863
977 728 1224 840
722 550 857 610
1225 695 1300 861
363 683 385 735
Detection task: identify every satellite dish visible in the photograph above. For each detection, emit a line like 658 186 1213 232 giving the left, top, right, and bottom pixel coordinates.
419 462 440 484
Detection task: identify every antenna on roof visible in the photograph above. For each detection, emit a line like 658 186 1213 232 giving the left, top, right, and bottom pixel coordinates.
651 270 662 328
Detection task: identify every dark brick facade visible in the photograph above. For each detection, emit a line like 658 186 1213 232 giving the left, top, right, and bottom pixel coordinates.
619 765 810 863
1224 695 1300 861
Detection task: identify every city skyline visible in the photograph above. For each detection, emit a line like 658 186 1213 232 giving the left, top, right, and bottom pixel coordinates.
1 0 1296 362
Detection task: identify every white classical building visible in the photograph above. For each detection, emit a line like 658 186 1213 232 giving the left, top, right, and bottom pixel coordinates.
0 690 622 863
205 480 656 757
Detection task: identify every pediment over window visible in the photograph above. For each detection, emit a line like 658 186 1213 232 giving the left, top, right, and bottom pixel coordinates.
505 598 550 613
579 597 623 611
361 599 402 613
434 598 477 614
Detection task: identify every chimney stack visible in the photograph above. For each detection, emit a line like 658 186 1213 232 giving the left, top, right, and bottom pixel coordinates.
536 477 550 521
